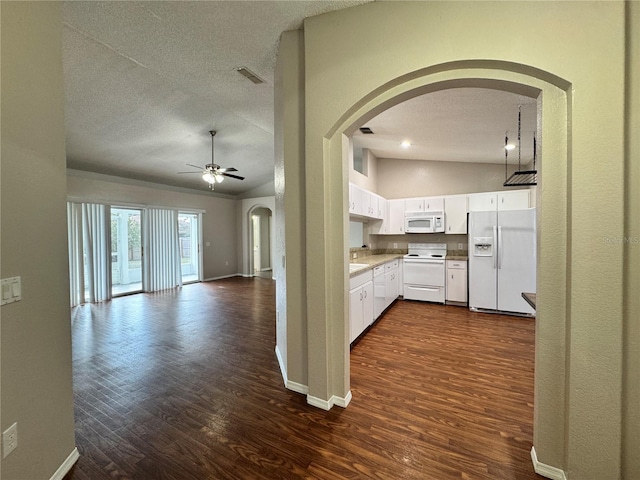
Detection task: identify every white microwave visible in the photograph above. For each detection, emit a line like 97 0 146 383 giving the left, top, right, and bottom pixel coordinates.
405 211 445 233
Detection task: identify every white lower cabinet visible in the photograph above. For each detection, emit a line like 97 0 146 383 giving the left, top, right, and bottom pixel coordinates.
373 265 386 318
446 260 467 304
350 259 402 343
349 272 373 343
384 260 399 307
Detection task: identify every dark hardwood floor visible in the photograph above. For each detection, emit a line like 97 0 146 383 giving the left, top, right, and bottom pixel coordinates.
64 277 541 479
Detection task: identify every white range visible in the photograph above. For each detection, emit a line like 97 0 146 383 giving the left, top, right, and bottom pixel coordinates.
403 243 447 303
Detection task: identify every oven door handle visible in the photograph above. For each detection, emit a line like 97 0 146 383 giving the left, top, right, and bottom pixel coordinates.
403 259 444 265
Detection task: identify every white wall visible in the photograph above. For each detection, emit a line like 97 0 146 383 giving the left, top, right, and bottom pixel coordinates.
67 170 239 280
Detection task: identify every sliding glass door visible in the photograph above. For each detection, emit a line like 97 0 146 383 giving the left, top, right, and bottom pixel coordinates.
111 208 143 296
178 212 200 283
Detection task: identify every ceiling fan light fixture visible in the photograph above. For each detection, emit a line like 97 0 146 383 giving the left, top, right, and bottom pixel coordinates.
202 171 216 184
215 173 224 183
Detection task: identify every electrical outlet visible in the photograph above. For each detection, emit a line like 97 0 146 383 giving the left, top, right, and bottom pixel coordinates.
352 252 357 259
458 243 464 250
393 243 398 249
3 423 17 458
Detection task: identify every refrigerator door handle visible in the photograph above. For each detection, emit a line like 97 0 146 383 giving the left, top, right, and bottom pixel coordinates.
498 226 503 269
493 226 497 269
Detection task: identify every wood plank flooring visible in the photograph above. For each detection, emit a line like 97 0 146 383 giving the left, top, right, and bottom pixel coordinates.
64 277 542 479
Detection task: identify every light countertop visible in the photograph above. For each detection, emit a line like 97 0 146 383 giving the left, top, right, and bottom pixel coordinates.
349 254 404 277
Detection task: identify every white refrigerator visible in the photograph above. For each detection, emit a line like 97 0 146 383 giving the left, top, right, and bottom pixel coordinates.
468 208 536 315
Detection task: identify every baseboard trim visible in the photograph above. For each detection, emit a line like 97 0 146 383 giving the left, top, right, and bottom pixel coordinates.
275 346 309 395
307 391 352 410
531 447 567 480
287 380 309 395
203 274 241 282
50 447 79 480
274 345 288 385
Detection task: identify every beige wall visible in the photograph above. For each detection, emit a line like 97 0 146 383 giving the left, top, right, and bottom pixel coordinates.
274 30 308 391
1 3 77 478
67 171 239 280
623 2 640 478
377 157 529 199
277 1 634 478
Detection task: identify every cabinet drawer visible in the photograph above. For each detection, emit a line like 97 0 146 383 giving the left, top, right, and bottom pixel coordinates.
446 260 467 270
385 259 399 270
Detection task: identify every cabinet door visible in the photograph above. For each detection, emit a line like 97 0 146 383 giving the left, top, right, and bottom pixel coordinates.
349 287 363 343
374 198 388 234
362 281 374 327
424 196 444 211
404 197 424 212
468 192 497 212
446 261 468 303
349 183 360 215
384 268 399 307
444 194 468 234
388 199 405 234
497 190 530 211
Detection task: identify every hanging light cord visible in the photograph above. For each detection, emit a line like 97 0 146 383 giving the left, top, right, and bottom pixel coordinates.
517 105 522 171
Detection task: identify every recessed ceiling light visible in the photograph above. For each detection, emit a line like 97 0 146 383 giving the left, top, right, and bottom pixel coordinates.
401 141 412 148
504 143 516 151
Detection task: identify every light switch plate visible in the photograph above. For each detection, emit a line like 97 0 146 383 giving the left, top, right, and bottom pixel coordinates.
1 277 21 306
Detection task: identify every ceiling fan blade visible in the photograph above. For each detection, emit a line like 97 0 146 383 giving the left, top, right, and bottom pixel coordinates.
219 167 238 172
221 172 245 180
186 163 204 170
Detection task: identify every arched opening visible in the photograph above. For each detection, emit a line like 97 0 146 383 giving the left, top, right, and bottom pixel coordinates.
248 205 273 279
304 63 571 470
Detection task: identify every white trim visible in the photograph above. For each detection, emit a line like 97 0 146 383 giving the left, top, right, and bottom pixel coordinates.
287 380 309 395
307 395 333 410
306 391 353 410
203 274 242 282
333 390 352 408
275 345 288 384
50 447 79 480
531 447 567 480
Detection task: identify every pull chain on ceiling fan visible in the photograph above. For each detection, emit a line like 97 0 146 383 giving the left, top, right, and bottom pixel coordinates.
177 130 245 190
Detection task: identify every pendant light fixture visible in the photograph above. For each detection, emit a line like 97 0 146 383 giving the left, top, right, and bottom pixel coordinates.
503 105 537 187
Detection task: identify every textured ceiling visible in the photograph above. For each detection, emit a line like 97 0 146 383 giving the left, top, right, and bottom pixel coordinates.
63 2 538 197
62 1 370 195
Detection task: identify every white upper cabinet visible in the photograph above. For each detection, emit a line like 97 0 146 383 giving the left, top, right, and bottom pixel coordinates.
444 194 468 234
468 189 530 212
349 183 385 219
404 197 424 212
388 199 405 234
497 190 531 211
404 196 444 213
424 196 444 211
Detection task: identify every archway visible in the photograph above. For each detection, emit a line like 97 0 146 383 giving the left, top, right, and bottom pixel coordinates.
247 204 273 279
306 62 571 472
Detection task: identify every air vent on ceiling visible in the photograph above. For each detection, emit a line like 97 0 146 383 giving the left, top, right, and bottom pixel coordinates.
359 127 374 134
236 66 265 84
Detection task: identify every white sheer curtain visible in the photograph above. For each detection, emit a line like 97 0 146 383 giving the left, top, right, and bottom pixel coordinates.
67 202 112 306
144 208 183 292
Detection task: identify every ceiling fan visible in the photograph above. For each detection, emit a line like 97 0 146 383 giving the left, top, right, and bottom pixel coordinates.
178 130 245 190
